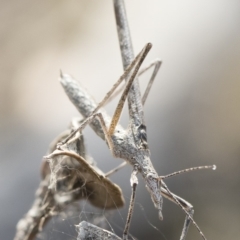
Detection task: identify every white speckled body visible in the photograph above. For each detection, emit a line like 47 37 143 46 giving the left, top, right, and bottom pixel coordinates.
60 74 163 220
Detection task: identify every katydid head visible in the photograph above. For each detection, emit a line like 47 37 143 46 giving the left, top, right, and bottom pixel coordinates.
145 172 163 220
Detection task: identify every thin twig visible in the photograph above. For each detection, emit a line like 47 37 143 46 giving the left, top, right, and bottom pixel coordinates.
113 0 146 130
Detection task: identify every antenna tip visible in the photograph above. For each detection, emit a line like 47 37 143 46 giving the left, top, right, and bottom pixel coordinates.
212 165 217 170
147 42 152 49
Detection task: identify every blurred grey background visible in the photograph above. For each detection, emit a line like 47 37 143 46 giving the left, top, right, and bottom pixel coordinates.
1 0 240 239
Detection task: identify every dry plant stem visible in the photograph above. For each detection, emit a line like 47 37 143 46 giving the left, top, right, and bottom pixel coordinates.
46 148 125 209
113 0 146 137
78 221 122 240
14 177 55 240
46 119 124 210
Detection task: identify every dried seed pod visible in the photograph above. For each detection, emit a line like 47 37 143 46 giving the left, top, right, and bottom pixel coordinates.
14 118 124 240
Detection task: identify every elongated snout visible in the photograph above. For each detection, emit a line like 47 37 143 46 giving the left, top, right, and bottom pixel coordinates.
145 173 163 220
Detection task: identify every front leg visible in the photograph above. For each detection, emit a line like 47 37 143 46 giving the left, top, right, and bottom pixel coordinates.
59 112 116 156
161 182 206 240
123 165 139 240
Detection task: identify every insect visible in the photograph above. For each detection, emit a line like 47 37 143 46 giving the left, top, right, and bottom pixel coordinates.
14 118 124 240
55 41 215 240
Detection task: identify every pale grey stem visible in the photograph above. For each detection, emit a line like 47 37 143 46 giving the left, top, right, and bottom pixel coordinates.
14 177 55 240
113 0 145 130
78 221 122 240
113 0 134 70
